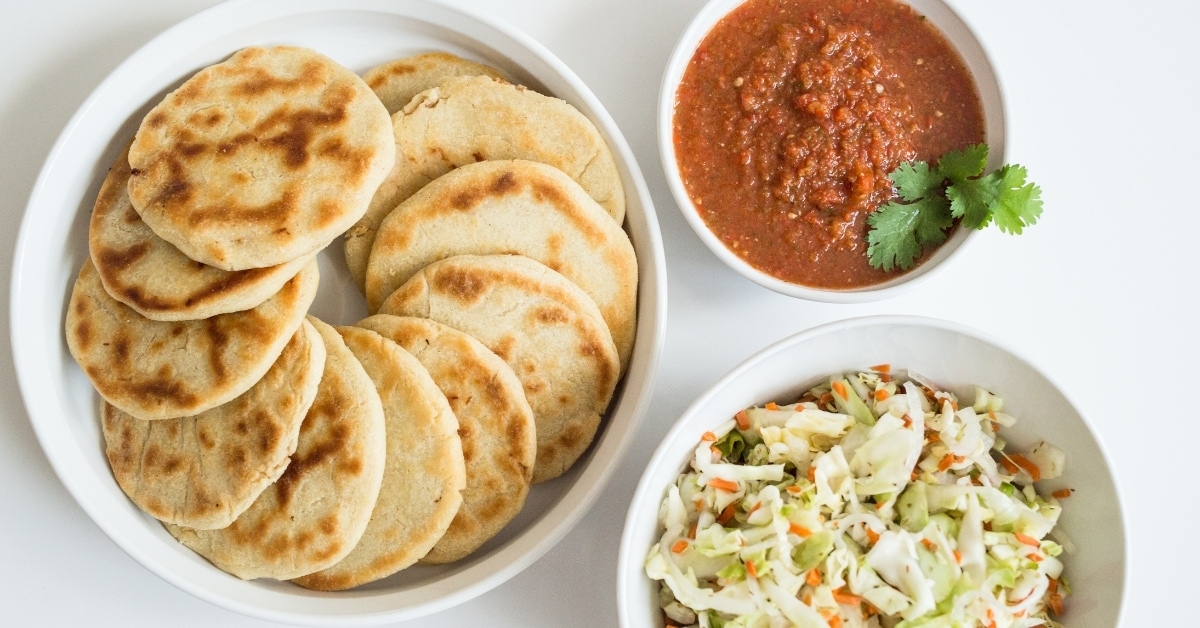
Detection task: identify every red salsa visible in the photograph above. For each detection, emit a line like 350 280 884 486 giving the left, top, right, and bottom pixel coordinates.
674 0 985 288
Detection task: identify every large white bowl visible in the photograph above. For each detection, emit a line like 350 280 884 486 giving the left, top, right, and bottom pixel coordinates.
659 0 1008 303
619 316 1125 626
10 0 666 624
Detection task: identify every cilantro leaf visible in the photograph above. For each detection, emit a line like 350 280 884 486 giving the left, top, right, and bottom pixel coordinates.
946 173 1000 229
990 165 1043 234
890 161 944 202
867 193 952 272
936 143 988 183
865 144 1044 272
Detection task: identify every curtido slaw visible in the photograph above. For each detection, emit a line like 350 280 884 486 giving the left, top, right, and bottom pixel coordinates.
645 366 1070 628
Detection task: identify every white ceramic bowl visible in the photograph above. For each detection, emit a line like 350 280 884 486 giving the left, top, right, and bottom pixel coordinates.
619 316 1126 626
659 0 1007 303
10 0 666 625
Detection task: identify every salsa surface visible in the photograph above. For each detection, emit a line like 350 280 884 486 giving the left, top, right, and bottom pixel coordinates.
674 0 985 288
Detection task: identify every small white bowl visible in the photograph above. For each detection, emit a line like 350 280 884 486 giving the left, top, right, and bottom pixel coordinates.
618 316 1126 626
659 0 1008 302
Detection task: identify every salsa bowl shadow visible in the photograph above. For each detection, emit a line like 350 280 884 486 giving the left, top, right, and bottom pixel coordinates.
618 316 1125 626
658 0 1008 303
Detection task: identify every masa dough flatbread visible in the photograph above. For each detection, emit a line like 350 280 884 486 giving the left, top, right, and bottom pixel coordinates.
343 75 625 290
354 314 535 563
65 258 319 421
166 316 387 581
378 254 619 484
362 51 507 114
90 144 314 321
365 159 637 370
101 319 324 530
127 45 394 270
293 325 464 590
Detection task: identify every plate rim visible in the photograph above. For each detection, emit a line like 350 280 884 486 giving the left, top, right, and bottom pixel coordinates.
10 0 667 624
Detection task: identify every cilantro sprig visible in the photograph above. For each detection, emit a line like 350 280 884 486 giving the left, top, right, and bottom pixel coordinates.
866 144 1043 271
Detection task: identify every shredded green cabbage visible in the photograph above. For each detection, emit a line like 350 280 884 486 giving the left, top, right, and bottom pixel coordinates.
647 368 1070 628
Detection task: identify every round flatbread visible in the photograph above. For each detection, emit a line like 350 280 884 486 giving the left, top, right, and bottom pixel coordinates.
65 258 319 421
343 74 625 290
378 254 619 484
127 45 394 270
362 51 507 114
365 159 637 370
90 143 314 321
166 316 387 581
354 314 535 563
101 319 325 530
293 326 464 590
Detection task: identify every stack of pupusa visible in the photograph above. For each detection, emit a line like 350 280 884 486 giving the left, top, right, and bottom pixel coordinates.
64 46 420 583
351 54 638 485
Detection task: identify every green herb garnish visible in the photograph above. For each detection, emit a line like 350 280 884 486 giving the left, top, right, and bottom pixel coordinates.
866 143 1043 271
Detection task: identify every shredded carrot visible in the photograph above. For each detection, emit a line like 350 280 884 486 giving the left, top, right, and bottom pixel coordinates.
1009 453 1042 481
866 528 880 544
1028 553 1044 562
807 465 817 482
937 453 958 471
1052 488 1073 499
920 539 937 552
701 431 717 442
986 608 997 628
765 401 779 411
880 373 892 383
1014 532 1040 547
745 560 758 578
875 500 887 510
901 414 912 428
828 615 843 628
803 593 813 606
953 550 963 564
832 589 861 606
832 381 848 399
875 388 890 401
910 470 919 482
789 522 813 538
987 409 997 421
735 409 750 430
1048 590 1065 616
708 477 739 492
871 363 891 374
716 503 736 525
711 445 721 456
671 539 689 554
748 501 762 516
687 522 697 539
998 456 1019 474
807 568 822 587
694 498 703 512
819 391 833 407
786 485 803 494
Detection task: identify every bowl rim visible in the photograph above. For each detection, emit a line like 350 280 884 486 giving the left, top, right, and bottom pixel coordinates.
10 0 668 624
657 0 1010 303
617 314 1128 626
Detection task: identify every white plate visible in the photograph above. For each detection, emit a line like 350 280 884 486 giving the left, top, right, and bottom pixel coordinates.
618 316 1126 627
10 0 666 624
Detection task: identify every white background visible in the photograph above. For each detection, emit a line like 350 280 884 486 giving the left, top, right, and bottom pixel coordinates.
1 0 1192 625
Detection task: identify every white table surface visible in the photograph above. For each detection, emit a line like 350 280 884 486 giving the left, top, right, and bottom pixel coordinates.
2 0 1192 625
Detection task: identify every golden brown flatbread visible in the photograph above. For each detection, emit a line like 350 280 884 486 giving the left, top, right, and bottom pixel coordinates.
90 144 314 321
362 51 507 114
343 74 625 290
378 254 619 484
293 325 464 590
127 45 394 270
101 319 325 529
364 159 637 370
354 314 535 563
166 316 387 581
65 258 319 421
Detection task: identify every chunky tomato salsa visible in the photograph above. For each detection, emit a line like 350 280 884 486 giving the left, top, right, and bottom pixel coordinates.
674 0 984 289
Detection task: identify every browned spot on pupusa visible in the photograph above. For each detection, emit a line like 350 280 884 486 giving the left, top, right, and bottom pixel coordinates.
533 304 569 325
367 62 417 90
431 265 489 304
